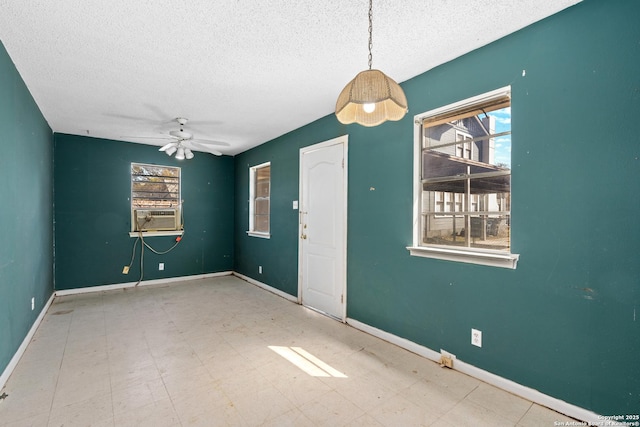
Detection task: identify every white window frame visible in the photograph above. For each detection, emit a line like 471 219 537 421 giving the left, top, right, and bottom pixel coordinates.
407 86 519 269
247 161 271 238
130 162 183 237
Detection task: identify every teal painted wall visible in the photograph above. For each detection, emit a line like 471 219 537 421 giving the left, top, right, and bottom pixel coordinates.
0 42 54 376
54 134 234 289
234 0 640 415
234 123 343 296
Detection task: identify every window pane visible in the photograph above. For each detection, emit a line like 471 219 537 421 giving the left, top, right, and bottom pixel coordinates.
250 163 270 234
255 165 270 197
468 176 511 201
255 199 270 215
467 214 511 251
419 94 511 253
422 213 466 246
423 107 511 169
254 215 269 233
132 167 180 197
422 211 510 251
131 163 181 225
131 164 179 178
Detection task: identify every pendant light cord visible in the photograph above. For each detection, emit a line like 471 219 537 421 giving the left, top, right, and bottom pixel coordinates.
368 0 373 70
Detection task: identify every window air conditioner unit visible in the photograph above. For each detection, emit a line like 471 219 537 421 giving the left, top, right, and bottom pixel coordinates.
133 209 179 231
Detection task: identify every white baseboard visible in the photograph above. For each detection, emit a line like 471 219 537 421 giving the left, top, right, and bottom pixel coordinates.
346 318 601 425
54 271 234 296
0 292 55 391
232 272 298 303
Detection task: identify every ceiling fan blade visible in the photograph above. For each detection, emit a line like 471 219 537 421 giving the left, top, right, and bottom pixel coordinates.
187 141 223 156
105 113 158 122
152 116 218 133
159 142 178 151
191 138 230 147
120 135 174 141
144 105 174 122
185 119 223 126
182 121 224 135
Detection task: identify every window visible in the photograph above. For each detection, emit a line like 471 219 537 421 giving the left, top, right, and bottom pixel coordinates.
248 162 270 238
455 131 473 159
409 87 519 268
130 163 182 234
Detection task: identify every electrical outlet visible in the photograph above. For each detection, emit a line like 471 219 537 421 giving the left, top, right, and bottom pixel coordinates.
472 328 482 347
159 263 165 271
259 266 262 274
122 266 130 274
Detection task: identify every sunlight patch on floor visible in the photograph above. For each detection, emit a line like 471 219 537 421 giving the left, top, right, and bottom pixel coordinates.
268 346 348 378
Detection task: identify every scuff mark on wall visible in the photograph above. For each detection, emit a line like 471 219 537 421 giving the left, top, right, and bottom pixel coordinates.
581 287 595 300
572 286 596 301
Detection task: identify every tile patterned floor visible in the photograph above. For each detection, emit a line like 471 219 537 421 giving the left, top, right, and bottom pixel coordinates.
0 275 581 426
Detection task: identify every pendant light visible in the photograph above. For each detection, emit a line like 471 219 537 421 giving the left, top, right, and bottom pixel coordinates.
335 0 408 127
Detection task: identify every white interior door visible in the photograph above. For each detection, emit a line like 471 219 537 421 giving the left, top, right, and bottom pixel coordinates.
299 136 347 321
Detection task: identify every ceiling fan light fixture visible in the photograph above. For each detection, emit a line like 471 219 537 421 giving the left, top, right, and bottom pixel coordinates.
165 145 177 156
143 118 227 159
335 0 408 127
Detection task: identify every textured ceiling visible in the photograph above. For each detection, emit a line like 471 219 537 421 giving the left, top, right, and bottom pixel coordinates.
0 0 580 156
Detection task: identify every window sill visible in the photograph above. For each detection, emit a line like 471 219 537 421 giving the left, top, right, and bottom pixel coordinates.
407 246 519 269
129 230 184 238
247 231 271 239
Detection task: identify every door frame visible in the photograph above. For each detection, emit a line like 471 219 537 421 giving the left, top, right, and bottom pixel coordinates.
297 135 348 321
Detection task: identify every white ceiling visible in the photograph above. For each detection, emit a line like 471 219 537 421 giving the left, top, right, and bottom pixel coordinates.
0 0 580 156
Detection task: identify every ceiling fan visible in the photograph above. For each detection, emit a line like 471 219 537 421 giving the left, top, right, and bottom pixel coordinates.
127 117 228 159
158 117 228 159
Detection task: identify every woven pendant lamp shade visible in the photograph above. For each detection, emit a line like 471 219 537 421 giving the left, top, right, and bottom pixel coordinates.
335 69 408 127
335 0 408 127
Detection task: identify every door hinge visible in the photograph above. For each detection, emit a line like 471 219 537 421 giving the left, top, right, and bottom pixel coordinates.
341 158 344 168
341 294 344 303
